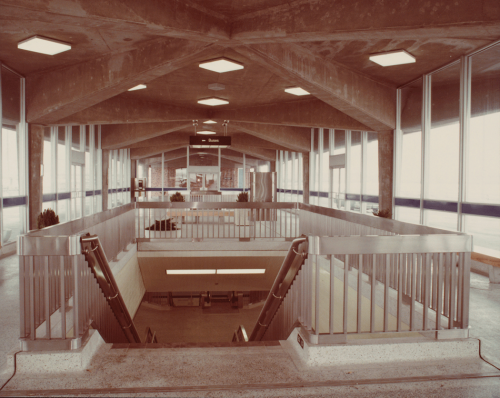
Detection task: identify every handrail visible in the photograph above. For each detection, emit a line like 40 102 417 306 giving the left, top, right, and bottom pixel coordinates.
249 236 308 341
80 233 142 343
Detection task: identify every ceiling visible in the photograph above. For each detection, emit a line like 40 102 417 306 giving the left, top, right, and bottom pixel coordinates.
0 0 498 160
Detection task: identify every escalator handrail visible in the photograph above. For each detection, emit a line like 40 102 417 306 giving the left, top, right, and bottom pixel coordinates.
81 233 142 343
249 236 308 341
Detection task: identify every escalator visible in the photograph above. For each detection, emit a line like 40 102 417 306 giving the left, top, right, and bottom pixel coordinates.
233 236 309 342
80 233 158 344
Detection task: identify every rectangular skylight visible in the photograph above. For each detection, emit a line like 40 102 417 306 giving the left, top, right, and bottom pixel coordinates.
166 269 216 275
197 130 216 135
217 269 266 274
18 36 71 55
128 84 147 91
285 87 310 96
369 50 416 67
198 98 229 106
199 58 244 73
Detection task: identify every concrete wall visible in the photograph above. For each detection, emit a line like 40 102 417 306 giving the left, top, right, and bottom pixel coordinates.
110 245 146 318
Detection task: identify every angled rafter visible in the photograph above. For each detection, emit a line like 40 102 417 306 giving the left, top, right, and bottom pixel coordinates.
27 38 220 124
232 0 500 43
55 97 208 125
234 43 396 131
131 145 186 160
212 99 370 130
102 122 193 149
124 131 289 151
229 121 310 152
0 0 229 42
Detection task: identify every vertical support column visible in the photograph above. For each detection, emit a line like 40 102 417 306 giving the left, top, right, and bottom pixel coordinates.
458 56 470 232
302 152 309 204
310 129 315 204
161 152 164 198
28 124 45 230
394 89 403 218
360 132 367 213
101 149 109 211
377 131 394 218
186 146 190 192
345 130 351 211
318 129 323 206
421 74 432 225
243 154 246 192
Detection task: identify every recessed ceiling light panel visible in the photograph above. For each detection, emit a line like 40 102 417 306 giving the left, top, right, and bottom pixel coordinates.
166 269 216 275
198 98 229 106
216 269 266 274
18 35 71 55
128 84 147 91
285 87 310 96
203 120 217 124
369 50 416 67
198 130 216 135
199 58 244 73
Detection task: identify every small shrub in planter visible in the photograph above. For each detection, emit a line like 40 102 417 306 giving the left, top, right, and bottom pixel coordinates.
170 192 185 202
236 192 248 202
145 218 179 231
373 209 391 219
37 209 60 229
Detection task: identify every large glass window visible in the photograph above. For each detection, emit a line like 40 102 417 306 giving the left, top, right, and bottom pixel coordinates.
348 131 361 211
1 66 26 244
398 78 423 199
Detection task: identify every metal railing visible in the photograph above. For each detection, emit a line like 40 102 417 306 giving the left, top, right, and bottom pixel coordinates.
136 202 299 240
250 236 308 341
18 236 128 350
17 200 473 349
261 234 472 344
80 234 142 343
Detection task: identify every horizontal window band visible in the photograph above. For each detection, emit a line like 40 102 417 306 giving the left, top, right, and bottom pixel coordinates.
57 192 71 201
2 196 27 208
423 200 458 213
395 198 420 208
345 193 360 201
220 188 245 192
85 191 94 197
396 199 500 218
462 203 500 218
362 195 379 203
42 193 57 203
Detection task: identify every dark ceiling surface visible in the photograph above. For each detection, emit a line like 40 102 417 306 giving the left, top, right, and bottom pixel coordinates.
0 0 498 159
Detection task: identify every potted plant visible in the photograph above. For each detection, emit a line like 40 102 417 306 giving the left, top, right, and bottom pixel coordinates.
169 191 185 234
145 218 181 238
170 192 185 202
37 209 60 229
235 191 251 226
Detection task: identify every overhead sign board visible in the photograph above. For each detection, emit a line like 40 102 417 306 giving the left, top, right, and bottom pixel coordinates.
190 136 231 148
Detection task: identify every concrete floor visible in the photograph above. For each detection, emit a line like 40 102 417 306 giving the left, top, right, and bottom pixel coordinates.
1 252 500 396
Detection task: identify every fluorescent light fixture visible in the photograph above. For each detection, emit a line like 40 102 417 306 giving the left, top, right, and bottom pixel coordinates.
217 269 266 274
198 130 216 135
199 58 244 73
369 50 416 67
198 98 229 106
166 269 216 275
285 87 310 96
203 120 217 124
128 84 147 91
18 35 71 55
